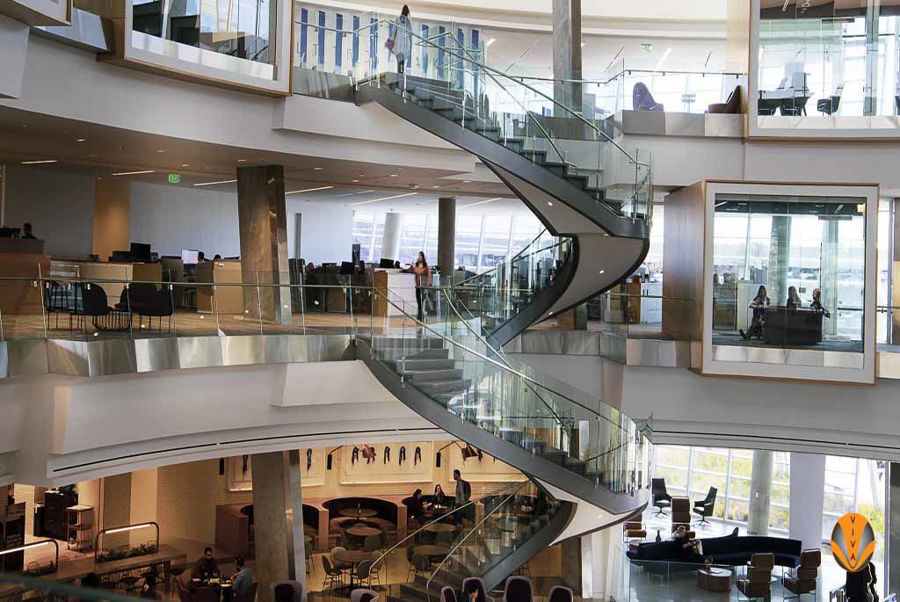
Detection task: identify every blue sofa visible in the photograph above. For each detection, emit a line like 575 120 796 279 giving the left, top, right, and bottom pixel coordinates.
627 530 802 568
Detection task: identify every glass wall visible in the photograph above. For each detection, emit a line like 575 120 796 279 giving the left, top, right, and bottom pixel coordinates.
711 193 867 353
351 211 543 272
756 0 900 128
654 445 790 532
131 0 276 66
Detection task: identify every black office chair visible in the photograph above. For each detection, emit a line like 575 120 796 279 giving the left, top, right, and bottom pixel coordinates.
693 487 717 525
817 84 844 115
651 478 672 517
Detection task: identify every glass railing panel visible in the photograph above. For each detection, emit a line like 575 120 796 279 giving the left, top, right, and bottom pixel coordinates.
364 481 523 595
369 286 652 496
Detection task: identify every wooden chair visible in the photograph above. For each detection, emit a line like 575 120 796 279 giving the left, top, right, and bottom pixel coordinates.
737 553 774 601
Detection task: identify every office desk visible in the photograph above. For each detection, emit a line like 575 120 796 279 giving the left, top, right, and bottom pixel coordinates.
0 253 50 314
373 270 416 317
762 307 824 345
196 260 243 314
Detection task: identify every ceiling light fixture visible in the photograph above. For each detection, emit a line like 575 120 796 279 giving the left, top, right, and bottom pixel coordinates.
76 138 87 143
194 179 238 187
156 149 165 153
313 166 324 171
547 201 554 207
462 197 505 208
112 169 155 176
21 159 58 165
389 174 399 177
181 163 190 167
352 179 360 183
654 47 673 71
237 159 247 163
485 38 496 48
285 185 335 195
352 192 418 206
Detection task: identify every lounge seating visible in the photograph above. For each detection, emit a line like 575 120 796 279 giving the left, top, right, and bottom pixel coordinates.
817 84 843 115
651 478 671 517
708 85 743 114
461 577 489 602
502 576 533 602
783 549 821 599
623 520 646 541
737 553 774 600
350 589 379 602
548 586 574 602
693 487 717 525
633 82 664 112
627 532 802 568
671 497 691 530
270 580 302 602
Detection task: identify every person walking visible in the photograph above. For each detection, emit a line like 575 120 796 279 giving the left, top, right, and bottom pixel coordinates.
388 5 413 75
411 251 431 322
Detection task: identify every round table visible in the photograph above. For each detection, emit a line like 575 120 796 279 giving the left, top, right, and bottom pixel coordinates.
340 508 378 519
346 526 382 538
696 568 732 593
333 550 373 588
413 544 451 558
424 523 457 533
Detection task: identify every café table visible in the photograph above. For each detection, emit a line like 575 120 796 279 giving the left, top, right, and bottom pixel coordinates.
346 526 382 538
332 549 372 589
423 523 456 534
412 544 451 559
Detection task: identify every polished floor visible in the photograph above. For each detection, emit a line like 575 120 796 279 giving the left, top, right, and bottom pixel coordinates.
712 331 865 353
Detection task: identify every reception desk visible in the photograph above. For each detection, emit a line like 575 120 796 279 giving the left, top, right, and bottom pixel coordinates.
762 307 825 345
0 238 45 255
196 259 243 314
373 270 416 317
50 261 163 302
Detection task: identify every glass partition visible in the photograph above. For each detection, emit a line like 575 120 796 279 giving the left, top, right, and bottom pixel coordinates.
710 192 867 359
132 0 277 68
754 0 900 133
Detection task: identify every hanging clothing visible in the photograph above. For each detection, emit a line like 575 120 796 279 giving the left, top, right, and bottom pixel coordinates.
384 446 391 464
352 447 359 465
399 446 407 465
414 446 422 466
306 449 313 473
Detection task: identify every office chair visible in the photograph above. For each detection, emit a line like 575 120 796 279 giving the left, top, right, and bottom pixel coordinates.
693 487 717 525
817 84 844 115
651 478 672 517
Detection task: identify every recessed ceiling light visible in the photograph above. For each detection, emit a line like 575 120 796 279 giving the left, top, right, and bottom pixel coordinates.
389 174 399 177
433 185 440 189
237 159 247 163
156 149 165 153
463 180 471 183
599 269 605 274
112 169 155 176
313 166 324 171
485 38 496 47
21 159 58 165
285 185 335 195
352 179 360 183
352 192 418 206
181 164 190 167
194 179 238 187
75 138 87 143
547 201 553 206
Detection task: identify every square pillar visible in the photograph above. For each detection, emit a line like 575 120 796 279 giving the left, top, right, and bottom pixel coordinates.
251 451 306 602
438 197 456 281
237 166 292 324
552 0 582 114
788 453 825 551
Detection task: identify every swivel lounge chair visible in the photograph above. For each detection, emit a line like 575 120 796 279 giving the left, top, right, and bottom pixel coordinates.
817 84 844 115
693 487 717 525
632 82 664 112
708 84 743 114
651 478 672 517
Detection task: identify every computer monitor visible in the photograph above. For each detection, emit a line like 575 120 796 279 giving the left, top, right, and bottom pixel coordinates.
181 249 200 265
379 258 396 269
339 261 355 275
130 242 152 262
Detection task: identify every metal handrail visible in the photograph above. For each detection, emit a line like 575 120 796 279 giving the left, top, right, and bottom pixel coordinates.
513 69 747 87
424 484 524 601
370 481 521 573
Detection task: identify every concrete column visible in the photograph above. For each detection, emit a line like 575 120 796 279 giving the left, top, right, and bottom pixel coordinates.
93 177 130 262
821 220 840 336
438 197 456 280
252 451 306 602
380 212 402 262
101 473 132 549
892 202 900 344
767 216 791 306
236 165 292 324
748 450 773 535
789 453 826 551
552 0 582 114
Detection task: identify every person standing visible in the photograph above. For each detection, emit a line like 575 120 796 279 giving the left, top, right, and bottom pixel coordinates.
389 5 413 74
411 251 431 322
453 469 471 523
21 223 36 239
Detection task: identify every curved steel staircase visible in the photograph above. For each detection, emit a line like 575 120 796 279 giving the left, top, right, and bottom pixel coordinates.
350 27 654 596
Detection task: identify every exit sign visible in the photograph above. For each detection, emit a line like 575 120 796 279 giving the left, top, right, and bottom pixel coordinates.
168 173 181 184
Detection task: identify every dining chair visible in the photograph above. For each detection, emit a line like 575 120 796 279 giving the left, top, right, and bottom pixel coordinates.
502 576 534 602
548 585 573 602
192 586 219 602
461 578 489 602
350 588 379 602
440 586 459 602
321 556 344 591
270 579 302 602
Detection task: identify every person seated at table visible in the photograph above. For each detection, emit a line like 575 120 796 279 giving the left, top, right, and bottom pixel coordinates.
232 556 253 597
464 580 482 602
407 488 425 525
740 285 770 341
433 484 447 507
786 286 802 309
192 547 220 580
810 288 831 317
